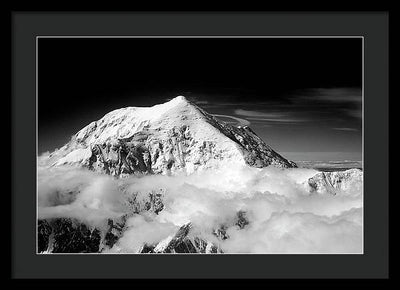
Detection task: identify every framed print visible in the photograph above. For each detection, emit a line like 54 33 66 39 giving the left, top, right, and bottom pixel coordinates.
11 11 389 279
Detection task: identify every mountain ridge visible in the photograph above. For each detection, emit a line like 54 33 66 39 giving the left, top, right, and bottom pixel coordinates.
43 96 297 177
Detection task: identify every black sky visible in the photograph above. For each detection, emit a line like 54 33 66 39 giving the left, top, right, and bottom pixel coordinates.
38 38 362 161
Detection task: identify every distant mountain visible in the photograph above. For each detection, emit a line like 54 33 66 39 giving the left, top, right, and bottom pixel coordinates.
43 96 296 177
306 168 363 195
296 160 363 172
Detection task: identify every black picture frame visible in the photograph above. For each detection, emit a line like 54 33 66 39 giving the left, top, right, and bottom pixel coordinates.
11 11 389 279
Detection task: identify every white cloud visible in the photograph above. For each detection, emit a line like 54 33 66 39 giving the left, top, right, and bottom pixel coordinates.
37 164 363 253
234 109 307 124
213 114 251 126
332 127 359 132
235 109 287 118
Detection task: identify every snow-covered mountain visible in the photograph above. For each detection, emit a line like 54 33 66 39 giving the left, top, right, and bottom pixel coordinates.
37 96 363 254
43 96 296 176
305 168 363 196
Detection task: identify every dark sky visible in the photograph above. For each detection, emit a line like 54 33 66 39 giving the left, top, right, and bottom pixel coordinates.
38 38 362 161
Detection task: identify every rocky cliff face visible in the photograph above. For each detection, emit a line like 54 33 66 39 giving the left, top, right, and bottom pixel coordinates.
43 96 296 177
306 168 363 195
37 186 250 254
38 218 224 254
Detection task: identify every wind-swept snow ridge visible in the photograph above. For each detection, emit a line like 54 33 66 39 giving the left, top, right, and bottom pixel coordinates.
46 95 296 176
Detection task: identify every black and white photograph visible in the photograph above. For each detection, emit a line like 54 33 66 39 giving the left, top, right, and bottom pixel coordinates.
37 37 363 254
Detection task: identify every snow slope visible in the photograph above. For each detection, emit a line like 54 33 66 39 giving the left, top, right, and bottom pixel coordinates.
44 96 296 177
305 168 363 196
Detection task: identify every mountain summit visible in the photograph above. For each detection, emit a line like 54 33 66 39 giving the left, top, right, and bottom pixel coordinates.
44 96 296 176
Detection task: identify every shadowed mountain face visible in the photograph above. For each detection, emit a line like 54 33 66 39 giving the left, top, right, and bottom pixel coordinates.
42 96 296 177
38 218 224 254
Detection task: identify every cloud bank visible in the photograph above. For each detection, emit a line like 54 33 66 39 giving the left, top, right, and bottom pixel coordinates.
37 164 363 253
